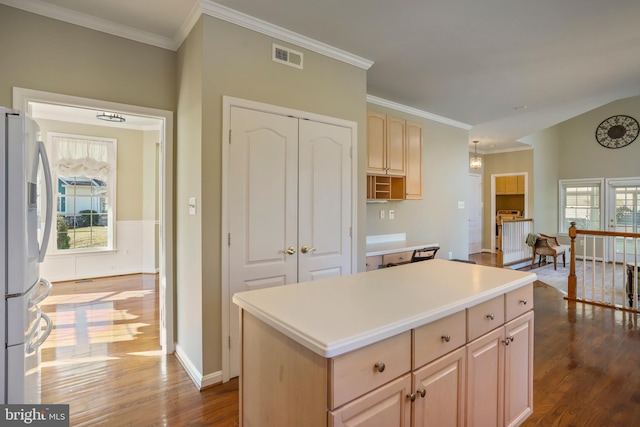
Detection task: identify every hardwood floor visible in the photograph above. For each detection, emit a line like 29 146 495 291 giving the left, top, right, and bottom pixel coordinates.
41 258 640 426
40 275 238 426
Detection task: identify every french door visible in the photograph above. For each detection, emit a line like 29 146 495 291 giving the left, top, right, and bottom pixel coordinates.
226 104 353 379
608 179 640 263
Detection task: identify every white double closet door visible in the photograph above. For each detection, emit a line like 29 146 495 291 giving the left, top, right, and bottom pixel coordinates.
227 105 353 378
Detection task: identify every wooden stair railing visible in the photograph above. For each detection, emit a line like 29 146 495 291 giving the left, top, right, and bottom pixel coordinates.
568 221 640 312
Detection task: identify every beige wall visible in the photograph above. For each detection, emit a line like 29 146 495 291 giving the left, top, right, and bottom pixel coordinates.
176 15 368 378
0 5 175 111
365 104 470 260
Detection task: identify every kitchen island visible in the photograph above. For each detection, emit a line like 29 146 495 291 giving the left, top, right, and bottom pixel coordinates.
233 259 536 427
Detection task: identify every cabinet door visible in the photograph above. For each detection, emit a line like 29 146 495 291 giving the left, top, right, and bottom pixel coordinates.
329 374 411 427
466 327 505 427
504 311 534 427
516 175 525 194
495 176 506 195
367 112 387 174
505 176 518 194
405 120 423 199
386 116 406 176
413 347 466 427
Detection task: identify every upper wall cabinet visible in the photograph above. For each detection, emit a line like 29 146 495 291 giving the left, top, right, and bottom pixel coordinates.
367 112 423 200
496 175 525 195
367 112 406 176
405 120 423 200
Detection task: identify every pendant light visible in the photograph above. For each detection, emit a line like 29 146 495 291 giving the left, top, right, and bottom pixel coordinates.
470 140 482 169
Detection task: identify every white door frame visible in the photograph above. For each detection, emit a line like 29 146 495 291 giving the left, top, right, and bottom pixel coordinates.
606 177 640 263
221 96 358 382
469 173 482 255
13 87 175 354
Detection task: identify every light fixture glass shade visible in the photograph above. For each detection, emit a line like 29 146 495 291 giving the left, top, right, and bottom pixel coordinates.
470 140 482 169
470 155 482 169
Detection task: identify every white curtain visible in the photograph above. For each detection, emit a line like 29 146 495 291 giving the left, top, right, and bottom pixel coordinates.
51 136 115 180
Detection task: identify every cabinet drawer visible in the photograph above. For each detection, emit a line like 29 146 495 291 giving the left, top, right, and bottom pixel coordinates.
365 255 382 271
382 251 413 266
330 331 411 409
467 295 505 341
505 283 533 321
414 310 466 369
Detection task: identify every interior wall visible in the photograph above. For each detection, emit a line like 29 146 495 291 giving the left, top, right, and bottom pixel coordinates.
557 96 640 179
365 104 470 260
176 19 205 378
0 5 176 112
520 126 561 237
173 14 369 382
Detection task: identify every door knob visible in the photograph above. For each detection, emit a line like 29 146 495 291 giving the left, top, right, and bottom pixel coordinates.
285 246 296 255
301 245 316 254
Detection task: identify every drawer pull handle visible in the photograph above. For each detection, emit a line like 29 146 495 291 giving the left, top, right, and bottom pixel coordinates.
486 313 495 320
417 388 426 398
441 334 451 342
407 392 416 402
374 362 386 373
519 299 528 305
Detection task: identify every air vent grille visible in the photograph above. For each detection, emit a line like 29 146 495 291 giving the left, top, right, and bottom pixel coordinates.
273 44 303 69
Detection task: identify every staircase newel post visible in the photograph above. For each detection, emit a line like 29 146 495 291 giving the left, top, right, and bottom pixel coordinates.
568 222 577 299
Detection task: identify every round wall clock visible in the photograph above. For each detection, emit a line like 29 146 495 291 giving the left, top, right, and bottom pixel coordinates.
595 115 639 149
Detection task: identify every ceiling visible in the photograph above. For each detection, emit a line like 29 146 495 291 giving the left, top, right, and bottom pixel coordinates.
7 0 640 153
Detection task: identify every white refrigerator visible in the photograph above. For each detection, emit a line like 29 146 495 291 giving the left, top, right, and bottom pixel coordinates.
1 107 54 404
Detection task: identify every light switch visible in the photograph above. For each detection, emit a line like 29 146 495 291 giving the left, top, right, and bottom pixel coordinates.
389 210 395 220
188 197 197 215
379 210 385 219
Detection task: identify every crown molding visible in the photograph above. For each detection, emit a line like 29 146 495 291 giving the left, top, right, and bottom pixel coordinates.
0 0 177 50
199 1 373 70
367 95 473 130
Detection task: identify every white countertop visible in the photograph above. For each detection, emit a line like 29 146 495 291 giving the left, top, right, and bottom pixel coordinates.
365 233 438 256
233 259 536 358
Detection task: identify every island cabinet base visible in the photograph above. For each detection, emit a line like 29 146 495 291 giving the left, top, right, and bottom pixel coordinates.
240 312 328 426
235 264 536 427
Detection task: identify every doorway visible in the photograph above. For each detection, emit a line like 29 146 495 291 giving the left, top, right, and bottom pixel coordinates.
13 87 174 353
607 178 640 263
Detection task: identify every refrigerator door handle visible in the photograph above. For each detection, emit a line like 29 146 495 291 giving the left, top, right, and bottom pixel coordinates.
29 278 53 307
26 311 53 354
37 140 53 262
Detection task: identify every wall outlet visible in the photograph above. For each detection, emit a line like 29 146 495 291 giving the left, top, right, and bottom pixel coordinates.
448 251 453 259
389 210 395 220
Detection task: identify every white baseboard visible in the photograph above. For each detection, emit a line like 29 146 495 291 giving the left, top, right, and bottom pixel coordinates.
174 344 223 390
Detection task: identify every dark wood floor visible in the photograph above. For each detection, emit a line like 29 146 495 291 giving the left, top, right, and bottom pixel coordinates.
41 256 640 426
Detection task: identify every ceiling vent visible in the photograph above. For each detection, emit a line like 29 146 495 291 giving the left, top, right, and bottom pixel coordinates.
273 44 303 69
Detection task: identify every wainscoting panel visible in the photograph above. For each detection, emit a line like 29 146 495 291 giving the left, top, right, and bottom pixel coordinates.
41 220 158 282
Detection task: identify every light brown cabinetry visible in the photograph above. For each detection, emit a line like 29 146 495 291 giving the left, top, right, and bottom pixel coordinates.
405 121 423 199
365 255 382 271
367 112 406 176
466 287 534 427
239 284 534 427
366 112 423 200
496 175 525 195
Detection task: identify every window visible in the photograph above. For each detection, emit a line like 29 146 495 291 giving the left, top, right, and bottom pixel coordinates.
559 179 604 233
49 133 116 252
